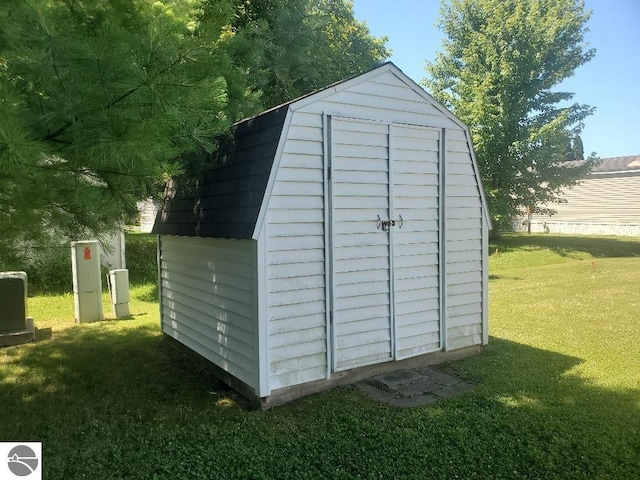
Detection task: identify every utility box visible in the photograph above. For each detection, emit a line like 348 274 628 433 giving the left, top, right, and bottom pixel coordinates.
71 240 103 323
107 269 130 318
0 271 35 347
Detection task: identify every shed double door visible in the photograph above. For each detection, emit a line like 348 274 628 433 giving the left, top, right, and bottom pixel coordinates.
330 117 441 371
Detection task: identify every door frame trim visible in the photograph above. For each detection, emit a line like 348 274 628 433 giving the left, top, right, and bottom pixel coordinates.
439 127 448 351
323 112 335 375
388 123 397 360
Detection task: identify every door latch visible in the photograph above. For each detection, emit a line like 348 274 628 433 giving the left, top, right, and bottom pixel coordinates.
377 214 403 231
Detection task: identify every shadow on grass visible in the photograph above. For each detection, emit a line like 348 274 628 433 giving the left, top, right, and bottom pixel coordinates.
490 233 640 259
428 336 640 477
0 328 638 479
488 274 523 281
0 323 248 419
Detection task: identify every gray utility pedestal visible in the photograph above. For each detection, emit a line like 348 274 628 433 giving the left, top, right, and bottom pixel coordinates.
107 269 130 318
0 271 36 347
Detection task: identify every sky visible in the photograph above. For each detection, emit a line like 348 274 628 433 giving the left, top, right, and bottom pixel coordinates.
351 0 640 158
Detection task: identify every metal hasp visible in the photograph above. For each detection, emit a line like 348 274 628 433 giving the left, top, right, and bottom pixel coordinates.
377 214 404 231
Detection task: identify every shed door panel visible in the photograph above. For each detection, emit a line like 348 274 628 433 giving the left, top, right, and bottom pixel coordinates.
331 118 392 370
391 124 441 359
330 118 441 371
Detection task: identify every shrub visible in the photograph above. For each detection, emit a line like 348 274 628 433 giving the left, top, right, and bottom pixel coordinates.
0 233 158 294
125 233 158 285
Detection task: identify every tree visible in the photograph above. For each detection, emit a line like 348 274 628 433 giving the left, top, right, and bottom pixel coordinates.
0 0 388 265
424 0 596 230
228 0 390 107
0 0 250 260
572 134 585 160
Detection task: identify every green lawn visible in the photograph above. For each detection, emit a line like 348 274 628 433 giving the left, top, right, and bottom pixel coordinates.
1 234 638 479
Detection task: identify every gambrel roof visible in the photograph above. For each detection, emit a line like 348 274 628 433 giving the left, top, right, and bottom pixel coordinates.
153 62 490 239
152 104 289 239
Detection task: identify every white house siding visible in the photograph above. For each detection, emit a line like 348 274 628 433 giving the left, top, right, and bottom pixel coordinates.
445 129 484 349
159 236 258 391
136 198 160 233
513 175 640 236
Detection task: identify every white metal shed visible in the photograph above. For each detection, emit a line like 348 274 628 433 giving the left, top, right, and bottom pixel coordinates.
153 62 491 407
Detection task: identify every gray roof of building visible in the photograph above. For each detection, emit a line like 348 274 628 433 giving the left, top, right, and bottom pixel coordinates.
591 155 640 173
565 155 640 174
152 103 289 239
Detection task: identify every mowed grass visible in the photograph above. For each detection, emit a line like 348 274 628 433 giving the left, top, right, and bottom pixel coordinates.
1 234 638 479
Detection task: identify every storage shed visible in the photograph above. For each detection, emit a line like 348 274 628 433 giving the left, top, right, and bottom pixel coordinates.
153 62 491 407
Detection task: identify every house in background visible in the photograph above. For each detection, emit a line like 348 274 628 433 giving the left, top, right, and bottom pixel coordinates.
152 62 491 407
136 199 160 233
515 156 640 236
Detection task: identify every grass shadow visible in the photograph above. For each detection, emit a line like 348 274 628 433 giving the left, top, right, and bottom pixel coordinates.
490 233 640 259
0 327 638 478
489 274 523 281
429 336 640 477
0 323 249 419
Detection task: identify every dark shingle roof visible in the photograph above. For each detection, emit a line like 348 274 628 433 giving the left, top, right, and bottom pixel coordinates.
152 104 289 239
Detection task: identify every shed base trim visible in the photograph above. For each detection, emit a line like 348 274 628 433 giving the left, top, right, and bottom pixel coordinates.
263 345 482 408
164 333 482 409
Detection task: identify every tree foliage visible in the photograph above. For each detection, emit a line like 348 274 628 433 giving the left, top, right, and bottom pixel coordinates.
0 0 387 263
228 0 389 107
573 134 585 160
564 134 585 160
0 0 242 258
424 0 596 230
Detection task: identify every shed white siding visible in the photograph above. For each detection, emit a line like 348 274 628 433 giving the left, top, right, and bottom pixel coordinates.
445 129 484 350
392 124 441 359
159 236 258 391
264 67 487 390
265 111 327 391
331 118 393 371
296 70 461 130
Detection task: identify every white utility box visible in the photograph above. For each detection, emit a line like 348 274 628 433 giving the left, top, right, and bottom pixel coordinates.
107 269 130 318
71 240 103 323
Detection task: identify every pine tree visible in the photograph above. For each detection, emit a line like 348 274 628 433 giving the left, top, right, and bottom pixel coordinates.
0 0 389 264
573 134 585 160
0 0 245 260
